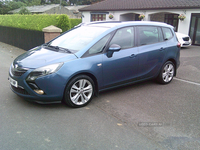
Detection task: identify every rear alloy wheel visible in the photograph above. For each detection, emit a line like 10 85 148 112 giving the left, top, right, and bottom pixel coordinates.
64 75 94 108
157 61 175 84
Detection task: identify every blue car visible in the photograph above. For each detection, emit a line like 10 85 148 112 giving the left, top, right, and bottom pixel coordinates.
8 21 180 107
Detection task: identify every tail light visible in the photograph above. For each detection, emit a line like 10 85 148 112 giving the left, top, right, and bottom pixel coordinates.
177 42 181 48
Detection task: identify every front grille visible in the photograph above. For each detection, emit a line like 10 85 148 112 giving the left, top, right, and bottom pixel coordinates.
183 37 189 41
11 85 30 95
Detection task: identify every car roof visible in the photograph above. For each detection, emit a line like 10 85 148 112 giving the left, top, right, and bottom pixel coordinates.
81 21 173 29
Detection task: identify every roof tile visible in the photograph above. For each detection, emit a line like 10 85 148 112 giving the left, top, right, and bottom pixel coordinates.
79 0 200 11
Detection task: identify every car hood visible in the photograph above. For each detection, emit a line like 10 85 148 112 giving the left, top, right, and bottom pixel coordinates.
13 46 78 69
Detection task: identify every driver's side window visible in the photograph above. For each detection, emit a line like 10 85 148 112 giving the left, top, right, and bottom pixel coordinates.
109 27 134 49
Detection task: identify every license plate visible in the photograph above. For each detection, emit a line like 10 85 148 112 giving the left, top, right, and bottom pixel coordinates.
184 41 190 44
8 76 18 88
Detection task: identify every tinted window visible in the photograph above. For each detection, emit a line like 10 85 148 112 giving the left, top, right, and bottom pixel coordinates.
162 27 173 40
110 27 134 49
138 26 163 46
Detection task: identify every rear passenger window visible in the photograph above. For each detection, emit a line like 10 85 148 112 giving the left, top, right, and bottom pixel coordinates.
162 27 173 40
138 26 163 46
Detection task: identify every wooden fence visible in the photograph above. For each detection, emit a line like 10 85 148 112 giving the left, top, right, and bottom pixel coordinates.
0 26 44 50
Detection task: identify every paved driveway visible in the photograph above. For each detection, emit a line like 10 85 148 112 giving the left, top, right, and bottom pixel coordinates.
0 42 200 150
177 46 200 83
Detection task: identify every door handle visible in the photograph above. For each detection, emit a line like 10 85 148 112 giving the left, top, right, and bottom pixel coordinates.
159 47 165 51
130 54 136 58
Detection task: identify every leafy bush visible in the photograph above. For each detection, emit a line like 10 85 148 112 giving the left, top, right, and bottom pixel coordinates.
70 19 82 28
8 1 26 10
0 14 81 32
57 14 71 32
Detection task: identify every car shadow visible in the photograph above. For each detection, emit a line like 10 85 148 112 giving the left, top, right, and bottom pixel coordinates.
95 80 157 102
15 95 68 109
14 80 158 109
180 47 190 50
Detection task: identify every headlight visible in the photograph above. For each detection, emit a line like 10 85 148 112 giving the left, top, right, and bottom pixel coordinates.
26 63 63 81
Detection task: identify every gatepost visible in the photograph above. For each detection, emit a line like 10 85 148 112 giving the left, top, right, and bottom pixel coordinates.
42 25 62 43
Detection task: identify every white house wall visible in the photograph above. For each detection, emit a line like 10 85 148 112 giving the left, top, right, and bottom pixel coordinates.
82 12 91 22
82 9 200 35
144 9 200 35
177 9 200 35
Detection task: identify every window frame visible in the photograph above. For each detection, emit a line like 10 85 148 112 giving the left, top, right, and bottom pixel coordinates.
90 12 108 22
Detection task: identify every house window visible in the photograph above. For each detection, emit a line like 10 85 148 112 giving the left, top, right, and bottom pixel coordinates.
91 14 106 21
164 14 179 32
135 14 140 21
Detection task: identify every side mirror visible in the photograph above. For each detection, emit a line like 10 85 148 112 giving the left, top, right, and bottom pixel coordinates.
107 44 121 58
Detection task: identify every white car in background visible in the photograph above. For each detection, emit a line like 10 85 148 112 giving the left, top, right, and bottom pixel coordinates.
175 32 192 47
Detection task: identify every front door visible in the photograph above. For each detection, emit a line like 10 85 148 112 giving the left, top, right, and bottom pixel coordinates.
102 27 139 89
189 13 200 45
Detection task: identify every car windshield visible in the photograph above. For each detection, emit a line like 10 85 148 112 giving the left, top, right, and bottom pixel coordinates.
48 26 110 52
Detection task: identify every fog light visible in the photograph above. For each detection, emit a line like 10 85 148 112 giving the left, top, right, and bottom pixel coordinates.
34 89 44 95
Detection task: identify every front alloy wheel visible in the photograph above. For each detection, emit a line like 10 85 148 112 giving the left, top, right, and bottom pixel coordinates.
157 61 175 84
64 75 94 107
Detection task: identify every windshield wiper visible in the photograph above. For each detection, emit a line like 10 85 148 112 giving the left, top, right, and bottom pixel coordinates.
58 47 72 53
46 45 59 51
46 45 72 53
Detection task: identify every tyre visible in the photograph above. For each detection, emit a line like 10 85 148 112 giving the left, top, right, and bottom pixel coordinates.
157 61 175 84
64 75 94 108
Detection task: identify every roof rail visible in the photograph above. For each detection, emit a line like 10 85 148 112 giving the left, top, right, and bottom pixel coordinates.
74 21 122 28
87 21 122 25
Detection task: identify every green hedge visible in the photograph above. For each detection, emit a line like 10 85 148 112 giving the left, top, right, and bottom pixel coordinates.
70 18 82 28
0 14 81 32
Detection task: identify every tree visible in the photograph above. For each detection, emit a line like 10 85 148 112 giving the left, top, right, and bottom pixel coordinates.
49 0 60 4
0 0 105 15
30 0 41 6
0 0 27 14
7 1 26 10
79 0 104 5
0 1 10 14
68 0 78 5
18 6 31 14
81 0 92 5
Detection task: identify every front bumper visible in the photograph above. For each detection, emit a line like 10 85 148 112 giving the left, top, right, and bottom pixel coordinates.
9 67 67 104
180 39 192 47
